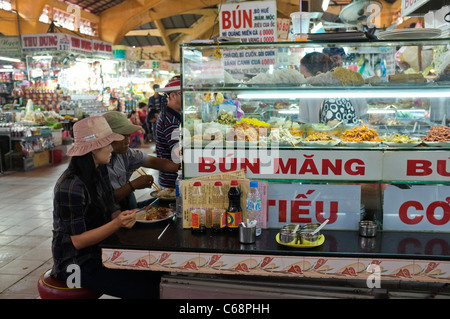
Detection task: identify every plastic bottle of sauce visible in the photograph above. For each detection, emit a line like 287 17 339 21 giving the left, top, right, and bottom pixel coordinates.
227 180 242 231
212 181 226 232
190 181 205 233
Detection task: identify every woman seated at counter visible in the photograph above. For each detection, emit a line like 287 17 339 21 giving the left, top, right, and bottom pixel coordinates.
51 116 163 299
298 52 368 125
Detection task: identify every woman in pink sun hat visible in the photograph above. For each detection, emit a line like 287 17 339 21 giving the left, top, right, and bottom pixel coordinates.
51 116 163 299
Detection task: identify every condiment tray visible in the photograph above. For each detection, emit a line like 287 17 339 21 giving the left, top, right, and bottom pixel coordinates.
276 233 325 248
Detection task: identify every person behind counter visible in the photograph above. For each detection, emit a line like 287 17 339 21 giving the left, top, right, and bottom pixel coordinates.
298 52 367 125
103 111 180 211
51 116 162 299
155 76 182 189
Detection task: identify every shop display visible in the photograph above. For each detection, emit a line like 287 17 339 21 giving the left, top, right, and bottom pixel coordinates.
181 38 450 236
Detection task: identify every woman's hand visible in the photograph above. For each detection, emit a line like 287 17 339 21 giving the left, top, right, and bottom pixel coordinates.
116 210 136 229
130 175 154 190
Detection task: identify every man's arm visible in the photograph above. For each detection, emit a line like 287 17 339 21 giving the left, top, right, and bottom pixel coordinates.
143 155 180 172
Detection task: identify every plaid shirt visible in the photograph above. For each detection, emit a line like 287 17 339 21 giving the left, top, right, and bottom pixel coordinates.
51 166 119 279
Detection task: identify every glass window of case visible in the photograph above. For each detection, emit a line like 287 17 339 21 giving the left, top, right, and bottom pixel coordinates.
181 40 450 147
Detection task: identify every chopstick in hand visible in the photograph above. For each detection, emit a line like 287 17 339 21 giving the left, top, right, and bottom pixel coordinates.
135 169 161 192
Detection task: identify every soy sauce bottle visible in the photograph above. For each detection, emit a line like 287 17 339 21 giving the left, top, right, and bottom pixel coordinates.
226 180 242 232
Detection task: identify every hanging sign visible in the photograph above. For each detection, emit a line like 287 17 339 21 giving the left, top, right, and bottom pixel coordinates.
401 0 430 17
383 185 450 232
0 36 21 56
266 184 361 229
92 40 113 57
69 35 92 54
21 33 71 52
219 0 277 43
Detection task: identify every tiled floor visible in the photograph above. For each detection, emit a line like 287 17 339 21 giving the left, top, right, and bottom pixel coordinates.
0 143 157 299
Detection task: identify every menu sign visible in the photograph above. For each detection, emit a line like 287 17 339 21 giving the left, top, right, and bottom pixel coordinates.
219 0 277 43
222 47 275 79
383 185 450 232
266 184 361 229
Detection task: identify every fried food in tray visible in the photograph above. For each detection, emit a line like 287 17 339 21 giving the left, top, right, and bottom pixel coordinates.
340 125 382 142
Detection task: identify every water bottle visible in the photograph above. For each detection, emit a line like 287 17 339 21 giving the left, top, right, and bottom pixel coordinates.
246 181 262 236
175 170 183 219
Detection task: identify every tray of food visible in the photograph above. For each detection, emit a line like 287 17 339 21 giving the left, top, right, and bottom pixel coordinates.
135 206 175 223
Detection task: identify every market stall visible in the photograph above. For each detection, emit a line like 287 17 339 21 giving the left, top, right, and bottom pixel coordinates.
101 37 450 298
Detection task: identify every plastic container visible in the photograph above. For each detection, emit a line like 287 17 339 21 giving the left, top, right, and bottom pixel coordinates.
246 181 262 236
290 12 311 35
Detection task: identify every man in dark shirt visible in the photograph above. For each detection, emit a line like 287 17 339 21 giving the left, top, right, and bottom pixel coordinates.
155 76 181 189
147 84 166 142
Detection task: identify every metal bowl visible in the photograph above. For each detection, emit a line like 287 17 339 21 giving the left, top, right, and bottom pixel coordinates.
300 229 320 245
279 228 298 244
359 220 377 237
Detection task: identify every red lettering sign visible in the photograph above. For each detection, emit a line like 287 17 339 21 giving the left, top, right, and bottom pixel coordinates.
221 5 253 30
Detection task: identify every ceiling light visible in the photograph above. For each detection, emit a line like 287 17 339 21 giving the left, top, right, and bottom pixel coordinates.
0 56 21 63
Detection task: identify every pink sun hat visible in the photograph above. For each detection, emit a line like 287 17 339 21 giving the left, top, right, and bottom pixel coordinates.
67 116 124 157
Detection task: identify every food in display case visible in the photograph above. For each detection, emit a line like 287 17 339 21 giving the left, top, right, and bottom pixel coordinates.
422 126 450 142
340 125 382 143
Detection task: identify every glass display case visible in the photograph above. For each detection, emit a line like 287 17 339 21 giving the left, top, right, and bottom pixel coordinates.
180 39 450 233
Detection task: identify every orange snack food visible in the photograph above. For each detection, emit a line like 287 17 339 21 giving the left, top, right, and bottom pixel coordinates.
422 126 450 142
340 125 382 142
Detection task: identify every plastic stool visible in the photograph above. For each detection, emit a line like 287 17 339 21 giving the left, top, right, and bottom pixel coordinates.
37 269 103 299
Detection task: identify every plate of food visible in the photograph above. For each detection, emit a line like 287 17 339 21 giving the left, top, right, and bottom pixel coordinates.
135 206 175 223
150 188 176 200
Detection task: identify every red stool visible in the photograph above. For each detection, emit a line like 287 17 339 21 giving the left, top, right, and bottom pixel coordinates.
37 269 103 299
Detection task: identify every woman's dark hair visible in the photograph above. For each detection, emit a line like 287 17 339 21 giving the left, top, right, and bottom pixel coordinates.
138 102 146 109
65 153 109 215
300 52 333 76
